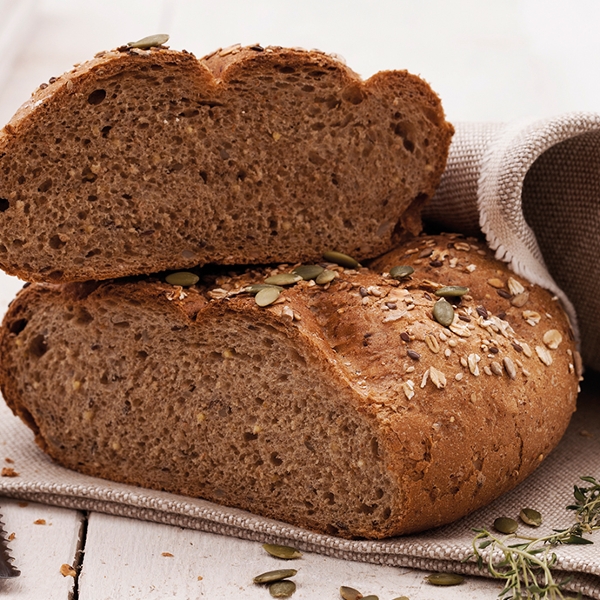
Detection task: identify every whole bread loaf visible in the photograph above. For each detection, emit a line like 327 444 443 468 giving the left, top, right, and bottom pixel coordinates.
0 43 453 283
0 234 579 538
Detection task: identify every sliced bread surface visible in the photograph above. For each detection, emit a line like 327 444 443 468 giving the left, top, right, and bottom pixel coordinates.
0 235 578 538
0 44 453 282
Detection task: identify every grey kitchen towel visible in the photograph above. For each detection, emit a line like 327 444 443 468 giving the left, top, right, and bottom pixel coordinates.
425 112 600 370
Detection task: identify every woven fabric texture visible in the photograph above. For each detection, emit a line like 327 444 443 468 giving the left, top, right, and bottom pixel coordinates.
426 112 600 369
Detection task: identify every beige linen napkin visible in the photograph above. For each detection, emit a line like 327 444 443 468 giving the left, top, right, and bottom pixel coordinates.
2 113 600 598
425 112 600 370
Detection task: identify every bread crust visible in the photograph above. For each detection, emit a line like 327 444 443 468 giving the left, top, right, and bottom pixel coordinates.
0 234 579 538
0 45 453 282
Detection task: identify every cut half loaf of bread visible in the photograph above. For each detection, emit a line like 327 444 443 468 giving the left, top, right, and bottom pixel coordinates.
0 235 579 538
0 44 453 283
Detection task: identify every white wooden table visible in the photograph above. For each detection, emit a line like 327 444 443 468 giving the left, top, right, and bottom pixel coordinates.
0 1 597 598
0 497 507 599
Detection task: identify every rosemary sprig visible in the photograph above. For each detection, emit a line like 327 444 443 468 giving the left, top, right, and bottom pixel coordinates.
468 476 600 600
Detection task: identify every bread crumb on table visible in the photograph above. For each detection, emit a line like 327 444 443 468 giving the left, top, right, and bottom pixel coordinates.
0 467 19 477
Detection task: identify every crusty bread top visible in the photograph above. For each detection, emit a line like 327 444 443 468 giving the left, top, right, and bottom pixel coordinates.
0 234 579 538
0 43 453 282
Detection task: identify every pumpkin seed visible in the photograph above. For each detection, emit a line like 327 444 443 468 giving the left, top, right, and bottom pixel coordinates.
361 596 379 600
165 271 199 287
389 265 414 279
494 516 519 534
264 273 303 286
262 543 302 560
340 586 363 600
269 580 296 597
128 34 170 49
432 298 454 327
316 269 337 285
520 508 543 527
292 264 324 280
255 287 281 307
244 284 284 295
253 569 298 584
323 250 360 269
426 573 464 586
435 285 469 297
391 597 410 600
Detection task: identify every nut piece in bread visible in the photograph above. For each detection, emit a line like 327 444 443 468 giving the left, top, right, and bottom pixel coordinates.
0 235 578 538
0 44 453 283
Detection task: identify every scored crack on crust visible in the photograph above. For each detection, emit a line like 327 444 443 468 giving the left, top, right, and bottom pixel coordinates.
0 44 453 283
0 234 579 539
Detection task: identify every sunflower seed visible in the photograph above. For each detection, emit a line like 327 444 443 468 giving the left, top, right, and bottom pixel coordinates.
254 569 298 584
494 516 518 534
389 265 414 280
165 271 199 287
435 286 469 297
432 298 454 327
128 34 170 49
323 251 360 269
511 291 530 307
340 586 364 600
315 269 336 285
269 580 296 597
262 543 302 560
292 264 324 280
255 287 281 307
426 573 464 586
520 508 543 527
264 273 302 286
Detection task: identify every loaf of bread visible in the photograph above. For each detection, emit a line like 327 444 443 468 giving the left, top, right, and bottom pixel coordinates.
0 234 579 538
0 43 453 283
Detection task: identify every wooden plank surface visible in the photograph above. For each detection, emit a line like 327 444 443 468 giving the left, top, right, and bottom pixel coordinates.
0 498 84 599
78 512 502 599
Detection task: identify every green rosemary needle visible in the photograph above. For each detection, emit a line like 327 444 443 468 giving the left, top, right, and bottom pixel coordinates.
468 476 600 600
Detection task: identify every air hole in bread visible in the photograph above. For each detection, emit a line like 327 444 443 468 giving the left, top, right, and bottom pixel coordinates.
87 89 107 105
28 334 48 358
0 198 9 212
49 234 66 250
8 318 27 334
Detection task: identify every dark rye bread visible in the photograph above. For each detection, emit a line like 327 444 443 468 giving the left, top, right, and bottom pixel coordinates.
0 234 579 538
0 44 453 283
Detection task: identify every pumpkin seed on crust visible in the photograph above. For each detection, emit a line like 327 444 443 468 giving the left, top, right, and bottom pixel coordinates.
292 264 324 280
389 265 414 280
264 273 303 286
323 250 360 269
128 34 170 49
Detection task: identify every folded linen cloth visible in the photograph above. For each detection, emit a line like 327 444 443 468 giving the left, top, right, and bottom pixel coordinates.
425 112 600 370
1 374 599 598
